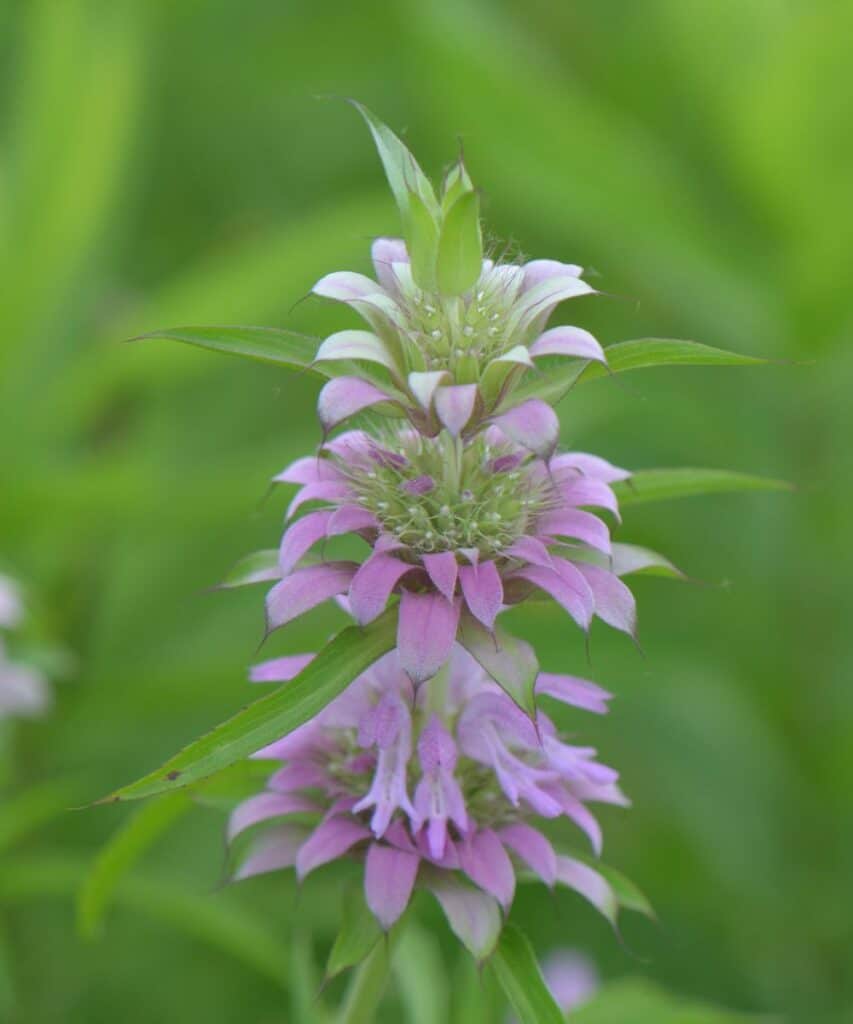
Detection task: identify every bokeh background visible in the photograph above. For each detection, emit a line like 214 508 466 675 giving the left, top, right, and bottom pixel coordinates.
1 1 851 1021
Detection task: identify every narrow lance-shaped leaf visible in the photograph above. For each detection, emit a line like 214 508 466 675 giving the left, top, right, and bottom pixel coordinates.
437 190 483 296
568 543 685 581
77 791 192 939
98 608 398 803
325 882 383 982
613 468 792 507
487 924 565 1024
510 337 768 408
131 325 323 372
338 933 395 1024
558 850 656 920
581 337 767 382
217 550 280 589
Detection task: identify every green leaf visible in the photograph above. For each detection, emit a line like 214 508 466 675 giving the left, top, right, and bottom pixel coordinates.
350 101 439 221
0 779 79 854
394 923 448 1024
0 855 290 989
97 608 398 803
406 190 441 292
488 925 565 1024
566 854 656 919
337 937 393 1024
504 356 589 408
611 542 685 579
437 190 483 296
568 543 685 581
132 325 323 372
458 613 538 718
291 930 331 1024
77 791 192 940
572 979 779 1023
325 882 383 981
509 337 766 409
581 337 767 382
217 549 280 589
614 468 792 507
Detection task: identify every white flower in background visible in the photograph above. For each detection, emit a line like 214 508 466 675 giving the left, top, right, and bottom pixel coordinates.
0 573 51 720
0 638 50 719
0 574 23 630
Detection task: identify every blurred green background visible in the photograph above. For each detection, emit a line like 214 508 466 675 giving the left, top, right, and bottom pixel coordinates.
1 0 851 1021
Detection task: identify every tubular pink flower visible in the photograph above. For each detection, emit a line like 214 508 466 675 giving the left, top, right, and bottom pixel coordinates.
229 645 625 933
310 239 603 437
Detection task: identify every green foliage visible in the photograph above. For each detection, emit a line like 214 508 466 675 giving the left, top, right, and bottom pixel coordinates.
488 925 565 1024
326 883 383 981
134 326 324 373
77 792 192 939
513 337 768 407
436 190 483 295
101 609 398 802
613 468 792 507
573 979 780 1023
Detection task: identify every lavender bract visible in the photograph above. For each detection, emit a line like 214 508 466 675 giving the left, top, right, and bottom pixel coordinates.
268 427 635 684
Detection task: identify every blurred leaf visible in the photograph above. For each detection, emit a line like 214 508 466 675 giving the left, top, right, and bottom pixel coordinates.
0 0 143 367
393 922 448 1024
77 792 192 939
437 190 482 296
488 924 564 1024
337 937 393 1024
0 855 289 989
133 326 323 373
99 608 398 802
217 549 281 589
0 920 15 1018
291 930 331 1024
325 882 382 982
452 954 495 1024
0 779 79 853
459 613 538 718
615 468 792 507
572 979 778 1023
